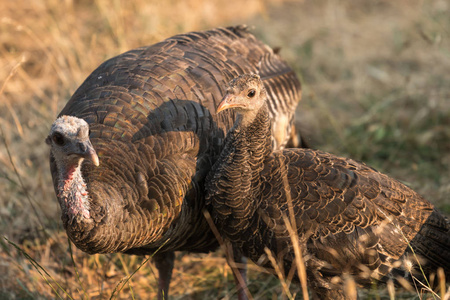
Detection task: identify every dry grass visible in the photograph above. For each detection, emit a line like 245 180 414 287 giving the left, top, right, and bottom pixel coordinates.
1 0 449 299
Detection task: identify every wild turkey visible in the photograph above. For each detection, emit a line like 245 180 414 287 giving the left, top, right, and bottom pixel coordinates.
46 26 302 299
205 74 450 299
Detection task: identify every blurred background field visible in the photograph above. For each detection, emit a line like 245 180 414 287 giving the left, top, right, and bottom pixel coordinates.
0 0 449 299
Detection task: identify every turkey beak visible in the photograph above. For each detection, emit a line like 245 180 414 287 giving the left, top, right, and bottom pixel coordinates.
216 94 237 114
78 141 100 166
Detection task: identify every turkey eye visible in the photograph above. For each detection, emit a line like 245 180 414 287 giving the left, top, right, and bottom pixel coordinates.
247 89 256 98
52 132 65 146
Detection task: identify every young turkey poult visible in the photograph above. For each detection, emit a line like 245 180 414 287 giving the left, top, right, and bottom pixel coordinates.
205 74 450 299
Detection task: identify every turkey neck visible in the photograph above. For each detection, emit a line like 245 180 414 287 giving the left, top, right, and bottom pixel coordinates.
233 103 273 161
207 103 273 241
56 158 91 223
216 103 273 199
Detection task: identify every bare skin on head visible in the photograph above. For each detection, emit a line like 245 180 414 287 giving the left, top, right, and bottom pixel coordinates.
47 116 99 222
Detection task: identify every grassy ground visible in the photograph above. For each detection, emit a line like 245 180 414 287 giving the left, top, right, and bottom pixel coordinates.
1 0 449 299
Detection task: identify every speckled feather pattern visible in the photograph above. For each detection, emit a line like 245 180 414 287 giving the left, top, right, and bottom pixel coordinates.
205 79 450 298
49 26 302 256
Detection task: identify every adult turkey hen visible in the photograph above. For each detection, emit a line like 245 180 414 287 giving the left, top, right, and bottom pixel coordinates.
205 74 450 299
47 26 302 299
